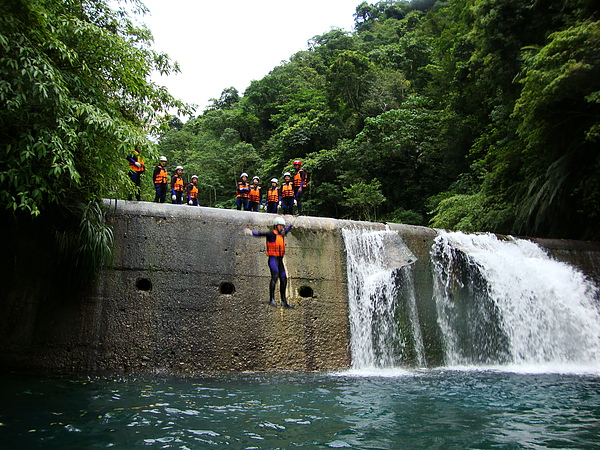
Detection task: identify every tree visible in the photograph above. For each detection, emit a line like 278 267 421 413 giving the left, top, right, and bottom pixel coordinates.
0 0 190 216
1 0 192 291
343 179 386 221
511 21 600 238
208 87 240 110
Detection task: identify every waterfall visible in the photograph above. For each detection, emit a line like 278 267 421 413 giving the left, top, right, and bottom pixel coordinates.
342 227 423 369
432 231 600 368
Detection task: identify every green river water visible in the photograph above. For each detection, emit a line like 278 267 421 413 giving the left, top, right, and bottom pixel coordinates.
2 368 599 449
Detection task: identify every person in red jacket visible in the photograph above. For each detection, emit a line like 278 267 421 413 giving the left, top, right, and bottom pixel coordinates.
246 216 294 308
292 160 307 215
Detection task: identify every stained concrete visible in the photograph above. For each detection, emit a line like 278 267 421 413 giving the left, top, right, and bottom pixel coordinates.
1 201 599 374
92 200 352 372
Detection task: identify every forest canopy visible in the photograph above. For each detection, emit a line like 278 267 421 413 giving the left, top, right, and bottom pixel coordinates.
156 0 599 240
1 0 599 241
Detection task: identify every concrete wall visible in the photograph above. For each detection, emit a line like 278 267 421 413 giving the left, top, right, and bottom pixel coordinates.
87 201 353 373
68 202 450 373
1 201 599 374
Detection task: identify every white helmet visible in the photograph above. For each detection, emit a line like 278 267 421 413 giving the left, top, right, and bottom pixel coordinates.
284 172 291 177
241 172 248 178
271 178 278 183
191 174 198 179
274 216 286 226
176 165 183 171
159 156 167 162
253 176 259 181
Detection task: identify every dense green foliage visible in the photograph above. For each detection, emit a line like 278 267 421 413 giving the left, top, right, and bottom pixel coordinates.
1 0 190 283
0 0 188 215
2 0 598 240
158 0 599 240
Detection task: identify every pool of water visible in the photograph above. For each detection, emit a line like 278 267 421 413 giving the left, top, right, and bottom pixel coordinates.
2 368 600 449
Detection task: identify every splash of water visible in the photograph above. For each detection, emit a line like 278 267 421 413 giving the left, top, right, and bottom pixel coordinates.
342 227 422 369
432 231 600 369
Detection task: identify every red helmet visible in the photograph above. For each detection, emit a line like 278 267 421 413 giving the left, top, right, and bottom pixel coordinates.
293 160 302 166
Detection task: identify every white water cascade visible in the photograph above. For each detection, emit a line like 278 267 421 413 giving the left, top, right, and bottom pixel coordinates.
432 231 600 369
342 227 423 369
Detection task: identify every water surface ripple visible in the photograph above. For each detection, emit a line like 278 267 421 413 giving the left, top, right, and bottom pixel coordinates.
2 370 599 449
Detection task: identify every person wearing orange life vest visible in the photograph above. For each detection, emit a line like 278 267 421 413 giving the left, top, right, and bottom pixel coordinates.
153 156 169 203
171 165 185 204
280 172 295 215
266 178 280 214
292 160 307 215
126 146 145 201
236 172 250 211
248 176 262 212
246 216 294 308
187 174 200 206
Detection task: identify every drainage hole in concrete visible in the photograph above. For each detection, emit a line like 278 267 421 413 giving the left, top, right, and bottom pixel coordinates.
299 286 314 298
136 278 152 291
220 282 235 295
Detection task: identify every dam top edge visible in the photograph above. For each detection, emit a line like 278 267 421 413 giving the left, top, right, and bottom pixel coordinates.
101 199 439 235
101 200 599 249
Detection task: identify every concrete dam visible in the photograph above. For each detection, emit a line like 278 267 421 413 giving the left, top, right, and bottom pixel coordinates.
2 200 599 373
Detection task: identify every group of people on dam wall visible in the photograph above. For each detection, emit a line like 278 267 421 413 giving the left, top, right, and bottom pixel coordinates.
127 148 299 308
234 163 307 216
126 149 308 215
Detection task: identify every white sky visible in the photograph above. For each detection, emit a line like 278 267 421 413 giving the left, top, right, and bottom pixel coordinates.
139 0 361 115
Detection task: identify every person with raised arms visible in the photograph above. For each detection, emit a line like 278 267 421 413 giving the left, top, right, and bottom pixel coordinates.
245 216 294 308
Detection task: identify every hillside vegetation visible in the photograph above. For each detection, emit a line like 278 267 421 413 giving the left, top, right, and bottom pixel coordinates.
159 0 600 240
2 0 599 242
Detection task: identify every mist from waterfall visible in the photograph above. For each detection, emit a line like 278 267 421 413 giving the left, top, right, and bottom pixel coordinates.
432 231 600 370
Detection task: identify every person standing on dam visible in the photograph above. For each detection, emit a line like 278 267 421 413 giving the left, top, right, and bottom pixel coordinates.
236 172 250 211
248 176 262 212
266 178 280 214
126 146 145 201
187 174 199 206
292 160 307 215
171 165 185 204
280 172 295 215
153 156 169 203
245 216 294 308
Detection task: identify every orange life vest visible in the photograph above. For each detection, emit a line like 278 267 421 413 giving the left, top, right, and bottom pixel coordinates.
267 187 280 203
293 169 306 188
188 183 198 199
248 185 261 203
266 229 285 257
154 165 168 184
281 182 294 197
129 155 145 172
236 181 250 198
173 176 184 192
